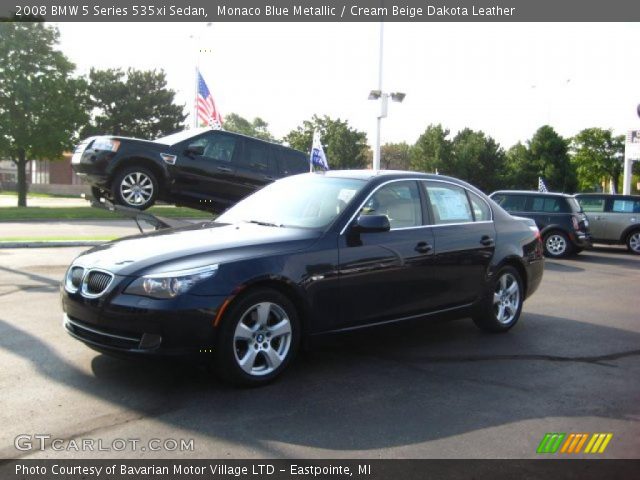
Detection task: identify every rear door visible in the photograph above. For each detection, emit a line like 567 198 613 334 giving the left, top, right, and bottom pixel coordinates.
423 181 496 309
233 138 278 199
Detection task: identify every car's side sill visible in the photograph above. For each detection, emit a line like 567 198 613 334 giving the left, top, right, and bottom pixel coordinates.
317 302 475 335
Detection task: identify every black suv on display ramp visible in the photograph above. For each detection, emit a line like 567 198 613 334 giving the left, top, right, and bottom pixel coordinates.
490 190 592 258
71 128 309 211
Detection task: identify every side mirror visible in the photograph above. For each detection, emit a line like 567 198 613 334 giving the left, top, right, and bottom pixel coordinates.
352 214 390 233
185 144 205 157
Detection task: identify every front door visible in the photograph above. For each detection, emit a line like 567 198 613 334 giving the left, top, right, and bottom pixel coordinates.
336 180 438 331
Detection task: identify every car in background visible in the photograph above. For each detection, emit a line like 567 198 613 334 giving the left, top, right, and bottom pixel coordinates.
61 171 544 385
574 193 640 255
489 190 591 258
71 128 309 211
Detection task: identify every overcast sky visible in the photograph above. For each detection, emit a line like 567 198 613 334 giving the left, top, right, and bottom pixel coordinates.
55 22 640 149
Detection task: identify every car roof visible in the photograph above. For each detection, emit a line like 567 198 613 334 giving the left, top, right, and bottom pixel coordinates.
319 169 457 182
490 190 572 198
574 193 640 199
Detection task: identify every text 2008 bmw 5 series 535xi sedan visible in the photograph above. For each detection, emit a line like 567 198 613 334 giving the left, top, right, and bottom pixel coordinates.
61 170 544 385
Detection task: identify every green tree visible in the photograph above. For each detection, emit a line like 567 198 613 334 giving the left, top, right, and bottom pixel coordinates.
223 113 275 141
283 115 368 169
410 124 452 173
504 141 537 189
0 21 88 207
381 142 411 170
83 68 186 139
449 128 506 193
571 128 624 192
529 125 577 192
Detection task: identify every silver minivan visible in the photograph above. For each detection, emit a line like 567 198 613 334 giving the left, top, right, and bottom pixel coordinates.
574 194 640 254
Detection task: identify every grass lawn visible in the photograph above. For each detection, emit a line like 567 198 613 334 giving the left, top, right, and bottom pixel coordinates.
0 206 213 221
0 191 78 199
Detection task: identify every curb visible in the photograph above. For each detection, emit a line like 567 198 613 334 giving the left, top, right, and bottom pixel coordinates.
0 241 107 249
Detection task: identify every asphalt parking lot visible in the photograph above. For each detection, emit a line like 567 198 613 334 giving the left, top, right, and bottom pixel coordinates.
0 245 638 459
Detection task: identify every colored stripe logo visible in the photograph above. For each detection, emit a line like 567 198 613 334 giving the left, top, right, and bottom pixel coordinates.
537 433 613 454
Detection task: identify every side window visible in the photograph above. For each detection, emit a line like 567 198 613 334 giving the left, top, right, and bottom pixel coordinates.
612 199 637 213
578 197 605 212
423 182 473 224
200 134 237 163
530 196 566 213
495 194 527 212
361 181 422 229
239 140 273 172
468 191 492 221
278 150 308 176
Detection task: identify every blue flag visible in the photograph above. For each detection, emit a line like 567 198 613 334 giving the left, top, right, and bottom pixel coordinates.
310 130 329 171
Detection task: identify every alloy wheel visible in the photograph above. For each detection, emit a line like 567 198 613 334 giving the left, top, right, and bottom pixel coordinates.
493 272 520 325
233 302 292 376
120 172 154 206
629 232 640 254
545 234 567 256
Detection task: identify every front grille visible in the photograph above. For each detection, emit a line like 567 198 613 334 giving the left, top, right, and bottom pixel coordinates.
70 267 84 289
85 271 113 295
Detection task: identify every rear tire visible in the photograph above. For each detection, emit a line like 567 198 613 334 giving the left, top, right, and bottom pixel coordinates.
543 231 573 258
111 166 158 210
473 266 523 333
626 230 640 255
214 288 300 386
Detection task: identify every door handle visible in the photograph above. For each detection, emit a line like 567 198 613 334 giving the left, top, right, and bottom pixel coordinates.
480 235 495 247
216 166 232 173
262 175 276 181
415 241 433 254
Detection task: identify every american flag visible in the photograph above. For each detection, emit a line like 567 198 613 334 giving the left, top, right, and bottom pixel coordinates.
538 177 549 193
196 70 223 129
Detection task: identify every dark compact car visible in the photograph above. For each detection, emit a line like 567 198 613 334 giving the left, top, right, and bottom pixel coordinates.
574 193 640 254
71 128 309 211
490 190 592 258
62 171 544 385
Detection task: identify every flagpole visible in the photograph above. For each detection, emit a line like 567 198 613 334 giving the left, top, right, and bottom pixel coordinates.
194 67 199 129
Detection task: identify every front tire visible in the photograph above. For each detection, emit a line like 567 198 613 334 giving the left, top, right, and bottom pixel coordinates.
214 288 300 386
112 166 158 210
626 230 640 255
543 231 573 258
473 266 523 333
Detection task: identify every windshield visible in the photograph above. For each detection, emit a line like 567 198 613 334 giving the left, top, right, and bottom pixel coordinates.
154 127 211 145
217 174 366 229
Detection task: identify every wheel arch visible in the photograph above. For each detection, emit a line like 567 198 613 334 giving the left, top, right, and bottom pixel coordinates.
110 157 168 193
216 277 313 339
619 224 640 244
493 256 528 298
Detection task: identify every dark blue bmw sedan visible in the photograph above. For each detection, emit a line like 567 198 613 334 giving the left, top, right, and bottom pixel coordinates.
62 171 544 385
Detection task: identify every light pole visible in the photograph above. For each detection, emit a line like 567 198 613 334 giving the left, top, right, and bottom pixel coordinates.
369 21 405 170
369 90 406 170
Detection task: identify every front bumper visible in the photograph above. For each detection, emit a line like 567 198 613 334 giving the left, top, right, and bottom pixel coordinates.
61 288 227 356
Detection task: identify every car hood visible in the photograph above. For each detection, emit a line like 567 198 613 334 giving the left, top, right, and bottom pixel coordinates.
72 222 322 276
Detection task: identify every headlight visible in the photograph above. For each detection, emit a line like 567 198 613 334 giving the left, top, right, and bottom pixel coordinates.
125 265 218 299
92 137 120 152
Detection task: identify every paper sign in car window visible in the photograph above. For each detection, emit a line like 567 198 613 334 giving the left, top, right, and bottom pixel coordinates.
431 188 471 221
